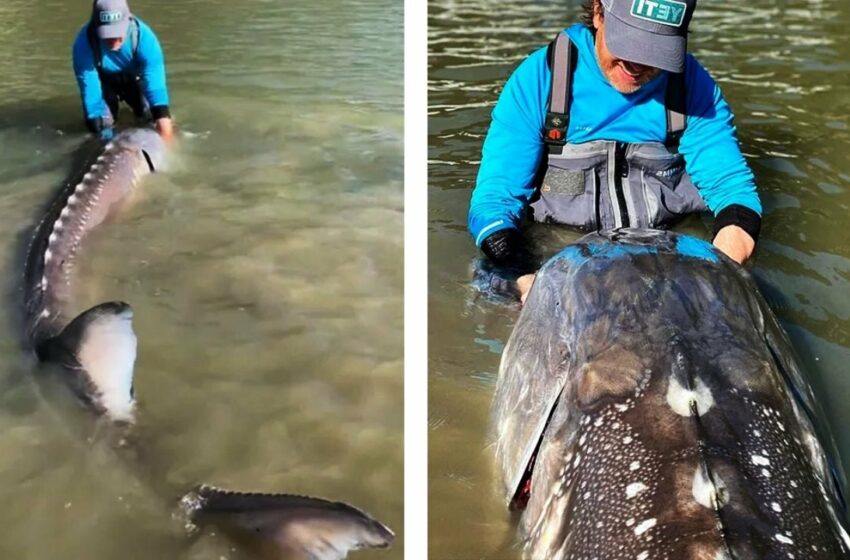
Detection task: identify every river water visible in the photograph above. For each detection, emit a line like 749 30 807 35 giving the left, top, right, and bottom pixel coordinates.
0 1 403 559
429 0 850 557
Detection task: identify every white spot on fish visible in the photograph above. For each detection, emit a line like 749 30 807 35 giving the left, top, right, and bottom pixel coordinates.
630 461 640 471
41 309 50 318
775 533 793 545
637 552 649 560
67 194 77 205
625 518 635 527
753 429 761 437
623 436 633 444
692 465 728 509
751 454 770 466
634 518 656 535
666 376 715 416
60 207 70 218
594 417 604 427
790 480 798 488
626 482 647 498
48 232 58 244
41 277 47 289
771 502 782 512
615 403 629 412
44 249 52 262
761 468 771 478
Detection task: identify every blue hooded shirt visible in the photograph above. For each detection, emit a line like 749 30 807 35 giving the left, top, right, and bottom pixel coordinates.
72 16 170 120
468 24 762 246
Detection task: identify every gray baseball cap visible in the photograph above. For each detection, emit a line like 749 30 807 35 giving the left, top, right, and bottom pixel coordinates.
600 0 697 73
92 0 131 40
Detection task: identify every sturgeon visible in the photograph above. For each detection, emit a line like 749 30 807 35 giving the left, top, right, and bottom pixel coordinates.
492 229 850 559
20 128 394 559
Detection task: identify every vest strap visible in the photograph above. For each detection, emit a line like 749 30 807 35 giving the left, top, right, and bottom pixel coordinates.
665 71 686 151
544 32 577 147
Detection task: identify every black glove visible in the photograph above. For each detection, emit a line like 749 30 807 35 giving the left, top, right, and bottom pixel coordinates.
85 116 105 134
480 229 521 266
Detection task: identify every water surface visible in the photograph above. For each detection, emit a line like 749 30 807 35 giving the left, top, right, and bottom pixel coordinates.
0 1 403 558
428 0 850 557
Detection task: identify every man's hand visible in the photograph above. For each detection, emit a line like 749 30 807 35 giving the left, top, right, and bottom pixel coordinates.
517 273 536 305
713 225 755 265
155 117 174 142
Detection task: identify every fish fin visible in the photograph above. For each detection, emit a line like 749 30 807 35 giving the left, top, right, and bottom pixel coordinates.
180 485 394 560
37 301 137 422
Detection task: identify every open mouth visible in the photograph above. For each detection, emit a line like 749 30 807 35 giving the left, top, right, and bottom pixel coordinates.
618 61 646 80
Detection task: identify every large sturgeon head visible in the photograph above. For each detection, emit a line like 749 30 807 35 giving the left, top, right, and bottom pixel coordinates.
492 229 850 559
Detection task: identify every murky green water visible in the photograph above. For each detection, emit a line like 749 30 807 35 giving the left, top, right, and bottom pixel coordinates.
0 1 403 558
428 0 850 557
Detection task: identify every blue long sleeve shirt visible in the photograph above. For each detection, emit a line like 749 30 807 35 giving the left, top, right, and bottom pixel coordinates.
72 17 170 121
468 24 761 246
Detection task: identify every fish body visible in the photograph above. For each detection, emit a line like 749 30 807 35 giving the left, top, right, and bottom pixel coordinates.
19 129 393 559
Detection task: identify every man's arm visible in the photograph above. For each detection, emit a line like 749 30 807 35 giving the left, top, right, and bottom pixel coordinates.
136 21 173 141
468 47 551 261
678 56 762 264
72 27 109 133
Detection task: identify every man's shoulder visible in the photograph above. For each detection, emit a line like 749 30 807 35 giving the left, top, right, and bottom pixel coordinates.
132 17 159 42
683 53 717 90
72 23 91 46
72 23 93 58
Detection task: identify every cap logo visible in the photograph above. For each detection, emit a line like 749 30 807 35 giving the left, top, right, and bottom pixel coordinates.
630 0 686 27
99 10 123 24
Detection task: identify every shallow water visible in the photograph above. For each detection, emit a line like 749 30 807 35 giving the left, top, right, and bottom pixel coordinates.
428 0 850 557
0 1 403 558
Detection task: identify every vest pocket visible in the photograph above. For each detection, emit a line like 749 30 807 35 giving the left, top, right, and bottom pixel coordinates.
532 165 599 230
636 155 706 226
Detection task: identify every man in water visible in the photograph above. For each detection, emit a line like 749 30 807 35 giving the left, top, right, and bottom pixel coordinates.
468 0 761 300
72 0 174 142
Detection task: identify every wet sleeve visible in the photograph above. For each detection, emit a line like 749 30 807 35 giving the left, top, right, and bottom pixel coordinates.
468 47 550 247
678 57 762 217
136 24 171 113
72 28 107 121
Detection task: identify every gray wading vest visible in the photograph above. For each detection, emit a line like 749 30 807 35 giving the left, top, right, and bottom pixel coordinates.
530 31 708 230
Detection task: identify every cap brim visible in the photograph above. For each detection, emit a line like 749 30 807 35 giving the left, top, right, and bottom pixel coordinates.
604 14 686 73
96 21 130 40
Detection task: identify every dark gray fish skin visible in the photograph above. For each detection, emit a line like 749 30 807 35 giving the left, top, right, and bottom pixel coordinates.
19 129 394 559
180 486 395 560
23 129 165 345
492 229 850 559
